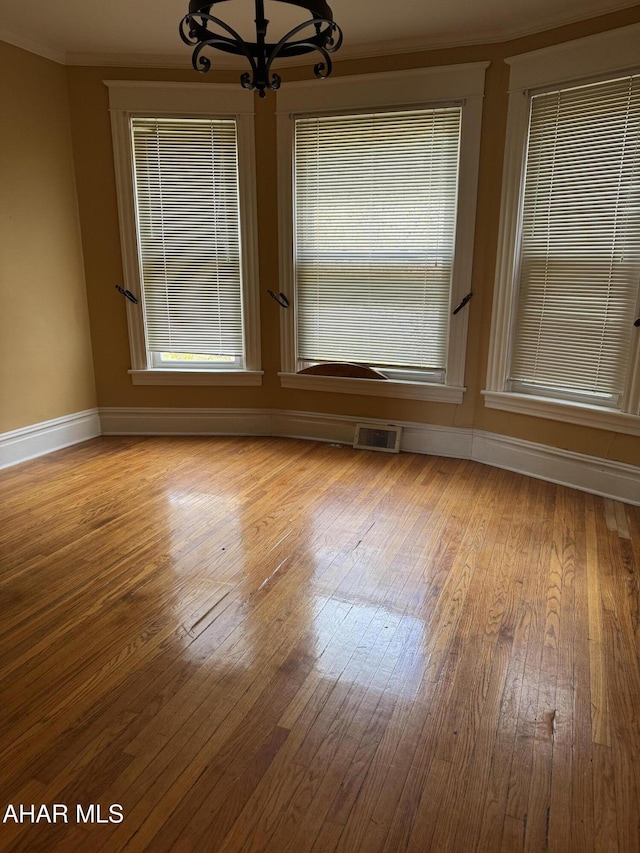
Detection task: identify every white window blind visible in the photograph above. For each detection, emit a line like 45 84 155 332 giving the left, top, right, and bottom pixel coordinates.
510 75 640 404
131 117 244 360
294 107 462 374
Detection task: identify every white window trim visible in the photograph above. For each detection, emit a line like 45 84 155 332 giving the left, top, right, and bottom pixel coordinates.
106 81 262 387
278 372 466 403
275 63 488 403
485 23 640 433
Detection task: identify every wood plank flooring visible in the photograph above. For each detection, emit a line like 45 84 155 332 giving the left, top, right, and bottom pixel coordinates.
0 435 638 852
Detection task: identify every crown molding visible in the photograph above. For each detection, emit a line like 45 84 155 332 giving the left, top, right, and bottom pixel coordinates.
505 20 640 90
2 3 638 70
65 33 500 70
0 26 66 64
59 10 640 70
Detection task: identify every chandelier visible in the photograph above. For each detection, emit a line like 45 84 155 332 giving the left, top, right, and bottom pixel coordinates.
180 0 343 97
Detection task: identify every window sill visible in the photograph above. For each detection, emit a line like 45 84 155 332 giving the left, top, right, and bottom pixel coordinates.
482 390 640 436
279 372 465 403
129 369 264 387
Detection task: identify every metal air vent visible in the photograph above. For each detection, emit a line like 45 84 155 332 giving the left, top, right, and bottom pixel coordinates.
354 423 402 454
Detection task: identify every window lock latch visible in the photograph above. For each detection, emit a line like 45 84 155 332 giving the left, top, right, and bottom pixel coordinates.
268 290 290 308
453 292 472 315
115 285 139 304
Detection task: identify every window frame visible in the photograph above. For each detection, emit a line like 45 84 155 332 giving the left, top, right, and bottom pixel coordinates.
106 81 262 386
485 24 640 436
276 64 488 403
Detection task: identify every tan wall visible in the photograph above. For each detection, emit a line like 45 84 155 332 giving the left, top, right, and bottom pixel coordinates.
66 5 640 466
0 42 96 434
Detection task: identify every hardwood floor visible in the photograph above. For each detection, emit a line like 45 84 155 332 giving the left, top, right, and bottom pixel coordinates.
0 436 638 852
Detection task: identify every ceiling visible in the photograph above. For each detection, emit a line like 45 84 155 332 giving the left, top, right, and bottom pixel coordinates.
0 0 637 67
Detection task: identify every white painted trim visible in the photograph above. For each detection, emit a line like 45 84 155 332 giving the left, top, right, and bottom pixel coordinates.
506 22 640 92
273 410 474 458
471 430 640 506
69 43 483 69
278 372 465 403
627 325 640 415
276 63 487 390
486 27 640 424
62 17 640 70
483 391 640 436
0 27 66 64
0 409 101 470
276 108 296 375
485 87 530 393
106 81 261 379
98 407 640 505
128 369 264 386
275 63 490 114
109 109 148 371
236 110 262 372
447 91 483 388
328 10 640 60
104 80 256 114
99 407 473 458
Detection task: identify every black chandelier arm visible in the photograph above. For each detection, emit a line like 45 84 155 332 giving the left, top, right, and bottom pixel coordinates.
262 71 282 93
180 12 258 83
265 17 342 78
180 1 343 94
180 11 255 59
268 37 334 84
183 12 341 58
311 43 334 79
239 69 281 94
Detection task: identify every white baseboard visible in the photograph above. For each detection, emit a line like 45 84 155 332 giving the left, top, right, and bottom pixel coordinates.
5 406 634 505
0 409 101 470
272 410 474 458
100 407 473 459
99 406 639 505
471 430 639 506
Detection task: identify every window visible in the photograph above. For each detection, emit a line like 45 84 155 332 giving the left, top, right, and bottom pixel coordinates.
486 24 640 435
294 107 460 384
132 117 244 371
276 64 488 403
107 82 261 386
